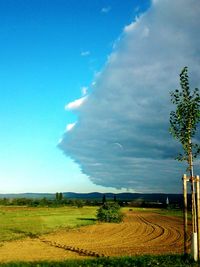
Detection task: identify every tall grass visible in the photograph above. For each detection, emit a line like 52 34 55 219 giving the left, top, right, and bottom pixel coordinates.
0 255 197 267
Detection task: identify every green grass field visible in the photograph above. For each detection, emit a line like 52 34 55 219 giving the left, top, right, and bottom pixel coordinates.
122 206 186 217
0 206 97 242
0 255 197 267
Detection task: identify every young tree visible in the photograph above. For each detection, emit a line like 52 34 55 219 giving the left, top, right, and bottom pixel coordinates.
170 67 200 171
58 192 63 202
55 192 63 203
170 66 200 252
97 202 123 223
102 194 106 204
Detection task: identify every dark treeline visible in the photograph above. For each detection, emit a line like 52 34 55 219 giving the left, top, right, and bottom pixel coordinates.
0 197 100 207
0 192 184 209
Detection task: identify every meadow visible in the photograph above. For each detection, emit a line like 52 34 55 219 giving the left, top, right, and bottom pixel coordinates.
0 206 97 242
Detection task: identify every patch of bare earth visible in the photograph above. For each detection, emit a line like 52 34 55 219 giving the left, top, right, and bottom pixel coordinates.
0 211 189 262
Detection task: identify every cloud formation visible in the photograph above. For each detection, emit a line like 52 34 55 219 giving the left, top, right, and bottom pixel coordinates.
66 122 76 132
59 0 200 193
65 96 88 111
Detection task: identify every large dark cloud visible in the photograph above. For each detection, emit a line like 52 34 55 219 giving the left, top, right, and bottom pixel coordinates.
59 0 200 193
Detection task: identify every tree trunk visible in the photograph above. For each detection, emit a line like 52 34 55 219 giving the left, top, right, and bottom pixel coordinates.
196 175 200 260
189 144 197 233
183 174 188 255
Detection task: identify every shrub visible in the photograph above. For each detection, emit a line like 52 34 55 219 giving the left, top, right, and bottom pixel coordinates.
76 200 84 208
96 202 123 223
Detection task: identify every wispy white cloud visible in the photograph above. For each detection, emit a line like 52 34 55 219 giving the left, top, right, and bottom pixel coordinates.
81 51 90 57
124 20 138 33
66 122 76 132
101 6 111 13
60 0 200 193
65 96 87 110
81 86 88 96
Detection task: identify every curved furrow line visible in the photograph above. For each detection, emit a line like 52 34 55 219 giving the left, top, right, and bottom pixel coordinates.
102 215 157 248
139 214 183 248
136 215 157 238
39 238 106 258
93 216 146 244
137 215 165 243
168 228 183 246
149 215 184 245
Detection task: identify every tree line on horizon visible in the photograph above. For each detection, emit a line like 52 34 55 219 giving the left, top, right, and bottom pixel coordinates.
0 192 177 209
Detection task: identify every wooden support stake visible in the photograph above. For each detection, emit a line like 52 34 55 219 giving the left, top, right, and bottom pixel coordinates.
183 174 188 255
196 175 200 260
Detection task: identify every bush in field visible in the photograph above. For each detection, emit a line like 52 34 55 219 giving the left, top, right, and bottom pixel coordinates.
75 200 84 208
97 202 123 223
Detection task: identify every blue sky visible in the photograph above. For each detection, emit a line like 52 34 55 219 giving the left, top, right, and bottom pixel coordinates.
1 0 200 194
0 0 150 193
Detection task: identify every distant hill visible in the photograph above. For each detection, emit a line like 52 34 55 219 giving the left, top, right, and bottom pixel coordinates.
0 192 183 203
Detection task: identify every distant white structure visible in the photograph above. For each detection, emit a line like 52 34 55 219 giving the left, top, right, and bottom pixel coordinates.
166 197 169 205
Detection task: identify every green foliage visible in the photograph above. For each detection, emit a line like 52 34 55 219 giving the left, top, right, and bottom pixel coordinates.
102 194 106 204
75 200 84 208
55 192 63 203
97 202 123 223
170 66 200 162
0 196 101 208
0 255 197 267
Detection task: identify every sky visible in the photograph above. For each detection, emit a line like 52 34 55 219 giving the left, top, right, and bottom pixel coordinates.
0 0 200 194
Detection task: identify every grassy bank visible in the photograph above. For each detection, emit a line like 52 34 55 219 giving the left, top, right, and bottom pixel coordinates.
0 255 197 267
0 206 97 241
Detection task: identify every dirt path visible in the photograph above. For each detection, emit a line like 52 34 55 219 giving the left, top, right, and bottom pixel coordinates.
0 210 188 262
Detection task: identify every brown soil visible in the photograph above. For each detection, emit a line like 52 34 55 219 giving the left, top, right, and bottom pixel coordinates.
0 210 188 262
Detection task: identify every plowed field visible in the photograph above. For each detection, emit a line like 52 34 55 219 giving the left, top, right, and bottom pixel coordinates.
0 210 189 262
